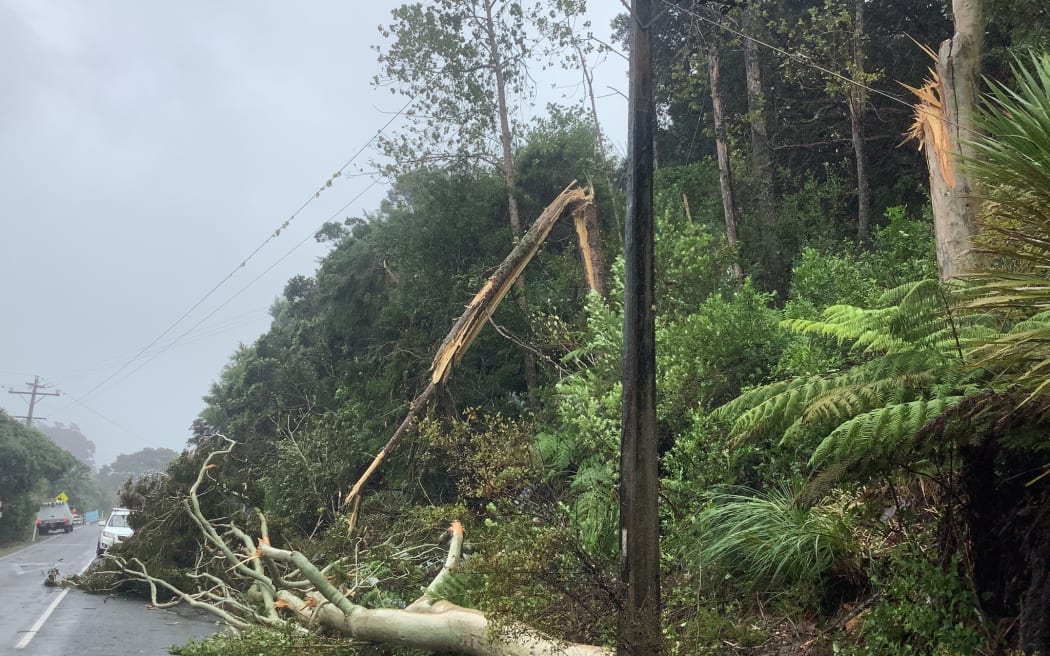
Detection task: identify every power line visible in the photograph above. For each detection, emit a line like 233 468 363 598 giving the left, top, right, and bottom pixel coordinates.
72 99 414 407
110 180 380 387
54 387 137 437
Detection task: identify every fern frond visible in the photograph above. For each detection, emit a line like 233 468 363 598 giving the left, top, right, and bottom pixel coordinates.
727 376 840 442
794 372 935 433
877 279 942 307
783 305 906 354
713 377 806 424
809 396 962 468
724 350 951 444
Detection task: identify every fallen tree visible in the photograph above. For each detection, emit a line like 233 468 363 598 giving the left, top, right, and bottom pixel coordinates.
96 184 613 655
112 436 610 656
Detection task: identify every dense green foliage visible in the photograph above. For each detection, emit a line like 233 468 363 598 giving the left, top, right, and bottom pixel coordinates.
0 412 97 544
99 5 1050 656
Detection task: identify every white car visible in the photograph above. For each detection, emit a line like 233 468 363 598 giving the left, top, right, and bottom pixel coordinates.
97 508 133 555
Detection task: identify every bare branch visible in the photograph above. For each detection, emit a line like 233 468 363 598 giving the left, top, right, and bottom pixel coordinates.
101 436 613 656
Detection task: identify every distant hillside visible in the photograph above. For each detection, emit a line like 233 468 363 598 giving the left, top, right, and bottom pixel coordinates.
33 422 96 469
96 447 180 497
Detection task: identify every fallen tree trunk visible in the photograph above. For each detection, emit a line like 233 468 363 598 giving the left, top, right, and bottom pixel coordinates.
114 437 610 656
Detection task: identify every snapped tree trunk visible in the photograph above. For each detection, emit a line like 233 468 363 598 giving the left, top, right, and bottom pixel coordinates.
908 0 983 280
574 200 609 298
344 183 596 505
743 0 782 292
709 33 745 285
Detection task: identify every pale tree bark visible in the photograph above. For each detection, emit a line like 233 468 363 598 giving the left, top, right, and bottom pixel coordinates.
709 33 745 285
479 0 539 407
849 0 873 244
742 0 782 291
112 438 609 656
574 201 608 298
482 0 523 236
913 0 983 280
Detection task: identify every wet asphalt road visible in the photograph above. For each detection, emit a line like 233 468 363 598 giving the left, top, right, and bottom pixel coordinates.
0 524 222 656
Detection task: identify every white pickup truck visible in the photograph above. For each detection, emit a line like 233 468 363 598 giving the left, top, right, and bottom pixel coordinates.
35 501 74 535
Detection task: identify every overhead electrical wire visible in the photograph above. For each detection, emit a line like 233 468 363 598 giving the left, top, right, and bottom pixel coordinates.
67 98 414 408
112 180 380 387
54 387 137 437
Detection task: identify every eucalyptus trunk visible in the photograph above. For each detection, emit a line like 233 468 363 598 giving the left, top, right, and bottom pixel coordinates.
709 35 744 285
931 0 983 279
481 0 537 405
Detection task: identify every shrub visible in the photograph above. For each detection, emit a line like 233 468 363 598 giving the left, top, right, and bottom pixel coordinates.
658 281 787 427
842 546 991 656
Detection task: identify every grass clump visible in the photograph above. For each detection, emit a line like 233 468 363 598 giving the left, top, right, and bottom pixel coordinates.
698 482 858 603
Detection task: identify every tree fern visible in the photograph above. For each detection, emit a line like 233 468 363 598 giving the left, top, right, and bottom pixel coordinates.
713 278 992 490
718 349 953 446
783 305 907 354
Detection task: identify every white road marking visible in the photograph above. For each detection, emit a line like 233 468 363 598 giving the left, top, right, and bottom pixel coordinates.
14 555 96 649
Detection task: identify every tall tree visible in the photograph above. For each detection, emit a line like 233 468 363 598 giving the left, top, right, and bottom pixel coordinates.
741 0 783 290
376 1 532 204
780 0 878 243
33 421 96 469
847 0 873 242
706 24 744 284
376 1 589 404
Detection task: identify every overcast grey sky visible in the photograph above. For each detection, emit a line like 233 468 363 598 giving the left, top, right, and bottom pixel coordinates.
0 1 627 467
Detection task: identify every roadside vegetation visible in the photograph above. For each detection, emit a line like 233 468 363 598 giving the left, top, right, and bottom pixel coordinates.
0 413 102 544
76 2 1050 655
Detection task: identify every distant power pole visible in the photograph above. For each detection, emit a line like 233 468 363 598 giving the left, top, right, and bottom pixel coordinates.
8 375 60 426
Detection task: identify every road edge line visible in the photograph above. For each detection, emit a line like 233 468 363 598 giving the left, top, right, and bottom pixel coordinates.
14 555 97 650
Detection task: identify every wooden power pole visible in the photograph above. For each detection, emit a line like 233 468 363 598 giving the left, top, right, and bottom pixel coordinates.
8 375 60 426
619 0 662 653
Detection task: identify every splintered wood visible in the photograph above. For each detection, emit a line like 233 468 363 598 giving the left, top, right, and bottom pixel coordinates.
344 182 596 507
903 43 955 189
